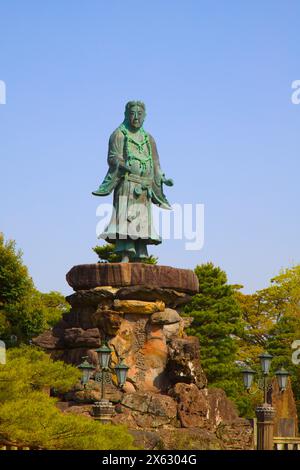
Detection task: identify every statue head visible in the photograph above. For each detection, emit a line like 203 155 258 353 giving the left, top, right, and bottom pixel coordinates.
124 101 146 130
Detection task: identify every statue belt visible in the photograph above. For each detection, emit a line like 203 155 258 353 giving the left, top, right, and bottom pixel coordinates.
124 173 153 198
125 173 152 186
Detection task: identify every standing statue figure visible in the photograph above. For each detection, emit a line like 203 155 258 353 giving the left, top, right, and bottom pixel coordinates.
92 101 173 262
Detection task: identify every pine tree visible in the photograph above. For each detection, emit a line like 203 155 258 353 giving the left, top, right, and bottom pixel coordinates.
0 233 33 307
0 234 70 342
0 346 135 450
184 263 243 395
93 243 158 264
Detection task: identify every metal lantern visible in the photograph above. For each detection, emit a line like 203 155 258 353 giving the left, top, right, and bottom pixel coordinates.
241 367 256 390
275 368 289 392
114 360 129 387
95 344 112 369
258 352 273 375
78 357 95 385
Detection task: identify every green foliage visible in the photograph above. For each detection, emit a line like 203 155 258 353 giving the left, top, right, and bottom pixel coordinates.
93 243 158 264
3 289 48 341
183 263 246 412
2 289 69 342
0 234 70 342
39 291 70 327
0 346 135 450
236 265 300 421
0 345 81 401
0 233 33 307
234 291 274 363
264 268 300 422
0 394 135 450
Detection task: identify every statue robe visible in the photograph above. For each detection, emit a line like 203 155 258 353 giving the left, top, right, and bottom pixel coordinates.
93 125 171 253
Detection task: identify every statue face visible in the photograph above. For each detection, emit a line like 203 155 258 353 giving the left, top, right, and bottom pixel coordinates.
127 106 145 130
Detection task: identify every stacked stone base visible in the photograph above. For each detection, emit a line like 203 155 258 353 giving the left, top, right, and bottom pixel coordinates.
34 263 253 450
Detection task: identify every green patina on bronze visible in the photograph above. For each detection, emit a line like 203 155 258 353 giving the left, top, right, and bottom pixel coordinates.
92 101 173 262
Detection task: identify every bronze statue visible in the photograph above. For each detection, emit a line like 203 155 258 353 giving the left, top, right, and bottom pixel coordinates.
92 101 173 262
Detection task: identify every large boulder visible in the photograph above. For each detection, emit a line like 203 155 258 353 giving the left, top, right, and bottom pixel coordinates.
113 392 178 428
271 377 298 437
113 299 165 314
66 287 115 307
32 329 63 350
170 383 243 431
116 286 192 308
166 337 207 389
95 310 123 335
63 327 101 349
151 308 181 325
170 383 210 428
66 263 199 294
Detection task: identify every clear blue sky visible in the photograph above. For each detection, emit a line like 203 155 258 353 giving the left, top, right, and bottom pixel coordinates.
1 1 300 295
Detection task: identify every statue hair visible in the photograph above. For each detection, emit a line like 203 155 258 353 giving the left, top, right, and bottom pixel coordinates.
124 101 146 116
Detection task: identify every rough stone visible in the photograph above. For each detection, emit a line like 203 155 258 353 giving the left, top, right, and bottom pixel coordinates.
52 319 69 336
155 426 253 450
112 318 169 392
151 308 181 325
163 323 181 341
132 413 171 428
95 311 123 335
62 306 96 329
66 287 115 307
111 405 138 428
65 380 123 404
63 328 101 349
271 377 298 437
51 348 99 367
32 330 63 350
122 393 152 413
147 394 177 420
206 388 239 427
167 337 207 389
113 299 165 314
66 263 199 294
117 392 178 428
129 430 164 450
63 405 93 418
170 383 245 432
116 286 192 308
170 383 210 428
155 428 223 450
214 420 254 450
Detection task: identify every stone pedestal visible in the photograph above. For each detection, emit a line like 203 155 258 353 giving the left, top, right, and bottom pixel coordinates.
256 404 276 450
92 399 115 423
33 263 254 450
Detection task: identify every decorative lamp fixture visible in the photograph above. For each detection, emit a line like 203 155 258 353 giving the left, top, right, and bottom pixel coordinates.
78 357 95 385
241 367 256 390
114 359 129 387
95 344 113 369
258 352 273 375
275 368 290 392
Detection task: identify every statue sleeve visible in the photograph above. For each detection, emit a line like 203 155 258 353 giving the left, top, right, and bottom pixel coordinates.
92 129 124 197
108 129 125 169
149 134 172 210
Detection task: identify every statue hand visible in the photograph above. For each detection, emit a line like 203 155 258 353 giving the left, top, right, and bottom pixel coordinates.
163 177 174 187
119 162 131 174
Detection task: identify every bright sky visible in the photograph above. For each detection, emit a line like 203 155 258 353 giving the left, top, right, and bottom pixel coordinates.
1 1 300 295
